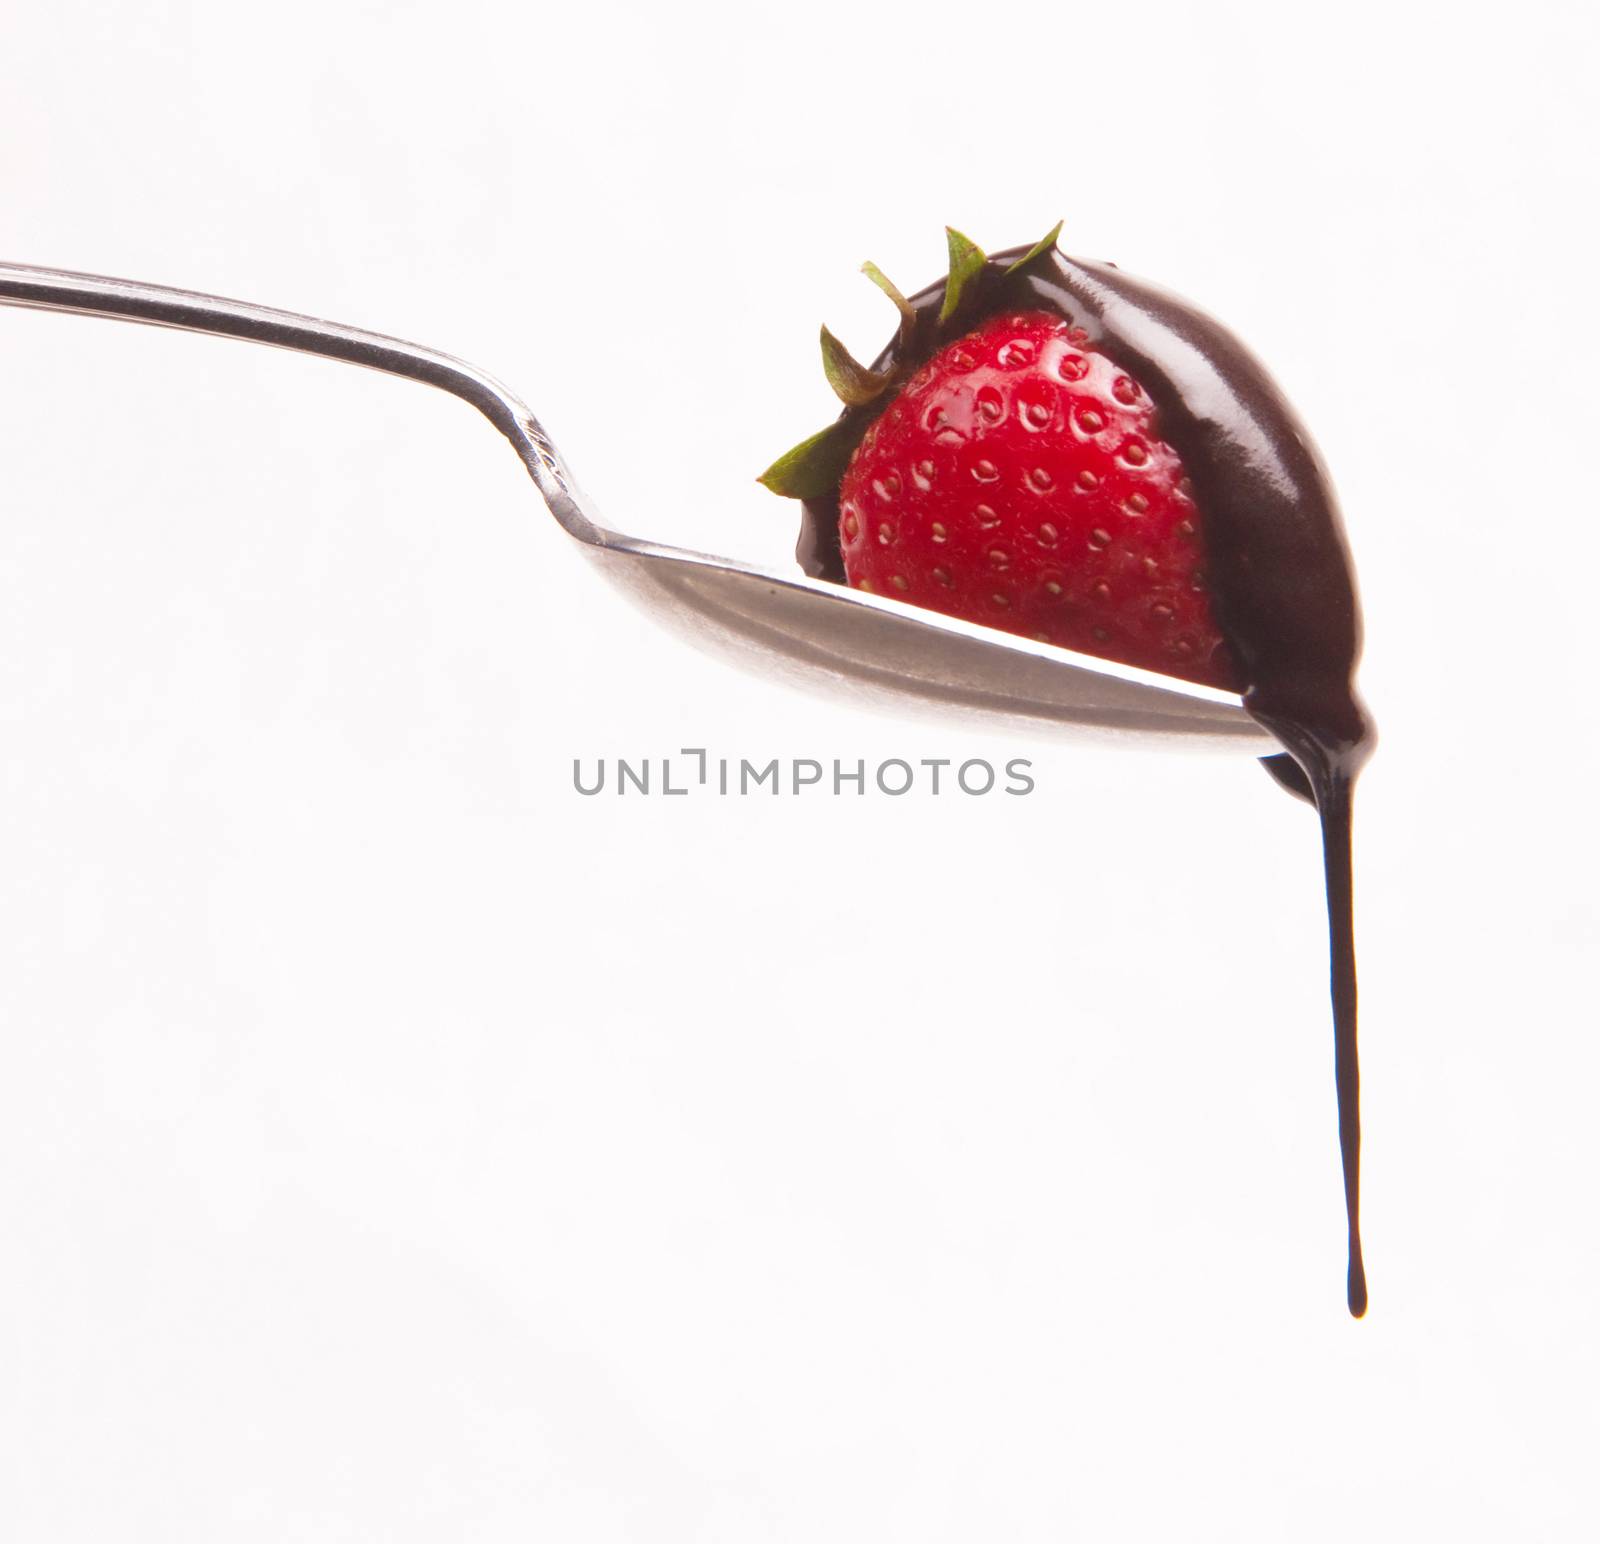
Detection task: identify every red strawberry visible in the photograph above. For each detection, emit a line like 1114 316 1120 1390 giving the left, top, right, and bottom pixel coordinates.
762 227 1379 1319
760 228 1236 690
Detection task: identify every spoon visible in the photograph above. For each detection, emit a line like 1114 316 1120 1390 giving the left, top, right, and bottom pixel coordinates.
0 260 1271 751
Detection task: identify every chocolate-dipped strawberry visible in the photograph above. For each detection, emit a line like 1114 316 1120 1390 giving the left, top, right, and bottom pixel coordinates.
761 226 1375 1316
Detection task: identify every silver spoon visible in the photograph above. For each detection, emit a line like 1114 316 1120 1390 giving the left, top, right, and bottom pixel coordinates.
0 261 1271 751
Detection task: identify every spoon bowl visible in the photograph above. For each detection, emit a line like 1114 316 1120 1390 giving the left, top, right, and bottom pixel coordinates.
0 260 1271 750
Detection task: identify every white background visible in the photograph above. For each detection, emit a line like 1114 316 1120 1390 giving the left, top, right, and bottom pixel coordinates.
3 1 1597 1538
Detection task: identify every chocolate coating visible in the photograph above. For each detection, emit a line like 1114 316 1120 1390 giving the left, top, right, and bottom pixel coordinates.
800 246 1374 1313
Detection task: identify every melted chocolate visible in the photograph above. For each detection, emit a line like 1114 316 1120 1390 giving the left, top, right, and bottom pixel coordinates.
801 248 1375 1315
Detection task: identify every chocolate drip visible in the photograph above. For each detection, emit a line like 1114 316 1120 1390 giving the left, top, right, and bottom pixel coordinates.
1259 753 1314 804
1318 772 1366 1317
799 248 1375 1314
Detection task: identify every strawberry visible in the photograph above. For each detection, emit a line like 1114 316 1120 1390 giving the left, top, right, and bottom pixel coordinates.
762 226 1378 1319
760 227 1236 690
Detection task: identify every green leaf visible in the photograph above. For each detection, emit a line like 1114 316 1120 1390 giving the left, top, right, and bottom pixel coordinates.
1004 219 1063 276
861 261 916 347
939 227 988 323
757 420 859 500
820 325 893 407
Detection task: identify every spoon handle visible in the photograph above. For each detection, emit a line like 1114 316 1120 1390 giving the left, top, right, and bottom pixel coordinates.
0 259 598 542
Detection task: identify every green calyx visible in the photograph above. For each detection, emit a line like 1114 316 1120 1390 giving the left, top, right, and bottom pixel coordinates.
1003 220 1064 280
938 227 987 323
755 420 861 500
820 325 894 408
757 221 1063 500
861 261 916 350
